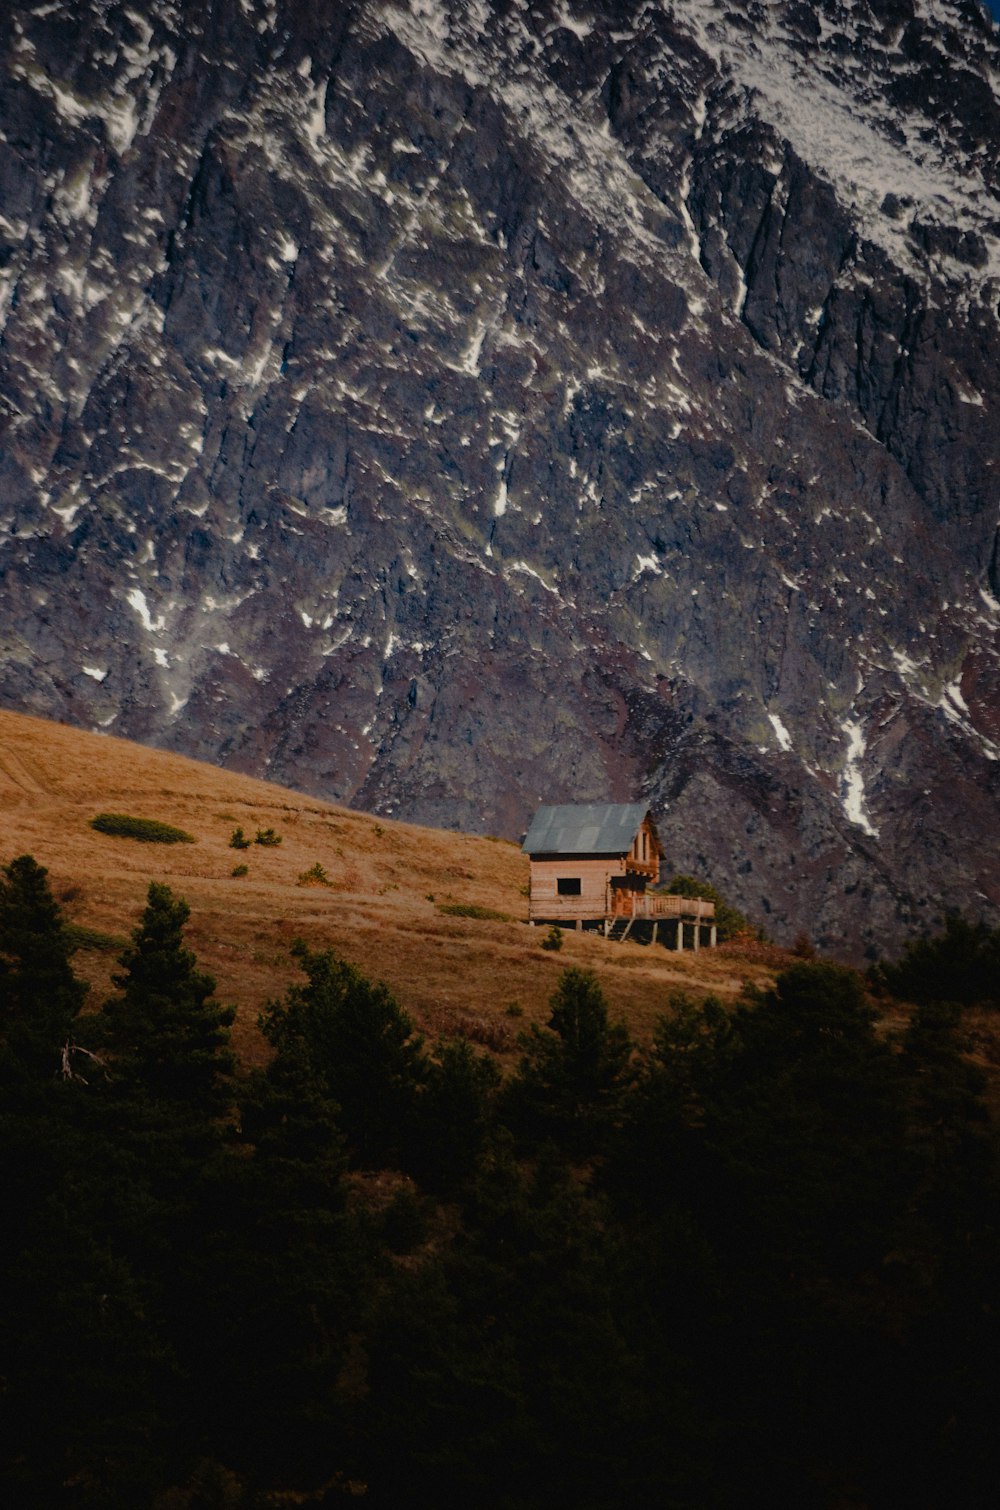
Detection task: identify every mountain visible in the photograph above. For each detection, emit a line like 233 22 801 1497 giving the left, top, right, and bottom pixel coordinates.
1 0 999 956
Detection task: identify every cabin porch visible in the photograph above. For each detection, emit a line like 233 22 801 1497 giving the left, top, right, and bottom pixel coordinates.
605 890 717 948
529 887 717 948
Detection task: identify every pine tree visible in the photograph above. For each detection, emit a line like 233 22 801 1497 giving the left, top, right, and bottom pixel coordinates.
260 943 429 1168
99 881 234 1119
414 1037 502 1193
0 853 88 1082
0 862 169 1504
877 912 1000 1009
504 967 634 1156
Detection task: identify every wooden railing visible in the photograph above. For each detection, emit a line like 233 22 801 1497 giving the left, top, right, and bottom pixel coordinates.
612 891 715 921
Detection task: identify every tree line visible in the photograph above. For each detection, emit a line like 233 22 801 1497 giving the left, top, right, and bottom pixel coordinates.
2 853 999 1508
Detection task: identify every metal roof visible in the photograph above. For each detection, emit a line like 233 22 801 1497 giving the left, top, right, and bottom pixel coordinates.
522 803 651 856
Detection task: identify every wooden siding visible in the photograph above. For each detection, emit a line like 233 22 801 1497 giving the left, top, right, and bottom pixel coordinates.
528 857 626 922
627 817 660 879
528 858 715 926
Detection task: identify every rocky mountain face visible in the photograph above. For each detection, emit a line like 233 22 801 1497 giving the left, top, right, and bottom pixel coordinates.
1 0 999 956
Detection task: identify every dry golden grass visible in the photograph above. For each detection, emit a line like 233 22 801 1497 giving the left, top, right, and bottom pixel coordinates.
0 709 784 1064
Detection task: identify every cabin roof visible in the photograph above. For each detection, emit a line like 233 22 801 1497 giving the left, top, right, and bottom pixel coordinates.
522 802 652 856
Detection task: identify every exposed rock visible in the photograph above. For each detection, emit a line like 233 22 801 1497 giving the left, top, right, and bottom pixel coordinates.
1 0 999 958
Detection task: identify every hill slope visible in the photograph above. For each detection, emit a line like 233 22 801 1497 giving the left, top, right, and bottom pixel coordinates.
0 709 774 1057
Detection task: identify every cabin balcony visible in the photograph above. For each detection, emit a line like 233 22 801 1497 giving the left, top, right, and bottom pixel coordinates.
609 890 715 922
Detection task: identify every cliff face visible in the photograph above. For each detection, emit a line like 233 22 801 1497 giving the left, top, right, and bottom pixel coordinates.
1 0 999 956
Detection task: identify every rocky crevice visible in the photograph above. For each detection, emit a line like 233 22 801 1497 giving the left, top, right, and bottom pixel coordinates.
0 0 998 955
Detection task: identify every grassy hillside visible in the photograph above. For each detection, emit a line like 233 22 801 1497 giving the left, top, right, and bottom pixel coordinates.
0 708 783 1062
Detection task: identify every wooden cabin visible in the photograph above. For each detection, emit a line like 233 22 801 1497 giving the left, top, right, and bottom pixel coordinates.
522 803 717 947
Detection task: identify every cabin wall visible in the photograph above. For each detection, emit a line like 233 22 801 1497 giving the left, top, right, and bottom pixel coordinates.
528 856 625 921
630 818 661 880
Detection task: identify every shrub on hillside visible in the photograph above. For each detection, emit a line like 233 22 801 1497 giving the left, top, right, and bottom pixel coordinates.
437 902 510 921
64 923 127 954
254 828 282 847
875 913 1000 1009
228 827 251 850
90 813 196 844
662 873 754 941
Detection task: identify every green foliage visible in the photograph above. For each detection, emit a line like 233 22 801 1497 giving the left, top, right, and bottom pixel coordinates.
414 1037 502 1192
540 923 563 951
438 901 511 921
643 990 735 1126
98 882 235 1119
0 854 89 1078
663 872 753 940
254 826 282 847
2 871 1000 1508
211 1042 360 1484
230 862 249 877
228 826 251 850
90 812 196 843
877 912 1000 1008
380 1185 428 1253
622 964 904 1277
505 967 634 1155
64 921 127 953
260 943 430 1168
363 1144 661 1510
297 861 331 886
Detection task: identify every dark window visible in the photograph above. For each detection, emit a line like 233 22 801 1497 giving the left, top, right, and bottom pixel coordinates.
557 877 582 896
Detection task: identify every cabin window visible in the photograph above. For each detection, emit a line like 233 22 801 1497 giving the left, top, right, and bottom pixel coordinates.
641 830 648 861
557 877 582 896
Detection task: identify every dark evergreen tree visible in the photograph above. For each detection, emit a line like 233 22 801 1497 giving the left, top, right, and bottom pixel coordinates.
98 881 234 1119
702 962 907 1279
362 1142 662 1510
260 943 429 1168
0 853 88 1081
885 999 1000 1508
84 884 238 1491
877 912 1000 1009
413 1036 502 1193
609 990 733 1212
0 863 173 1506
182 1041 369 1489
503 967 633 1155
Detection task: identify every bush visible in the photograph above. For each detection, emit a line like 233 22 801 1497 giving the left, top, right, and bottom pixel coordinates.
90 813 196 844
437 902 510 921
876 913 1000 1009
663 873 753 941
231 864 249 878
540 925 563 951
64 923 126 954
297 863 331 887
254 828 282 847
229 827 251 850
